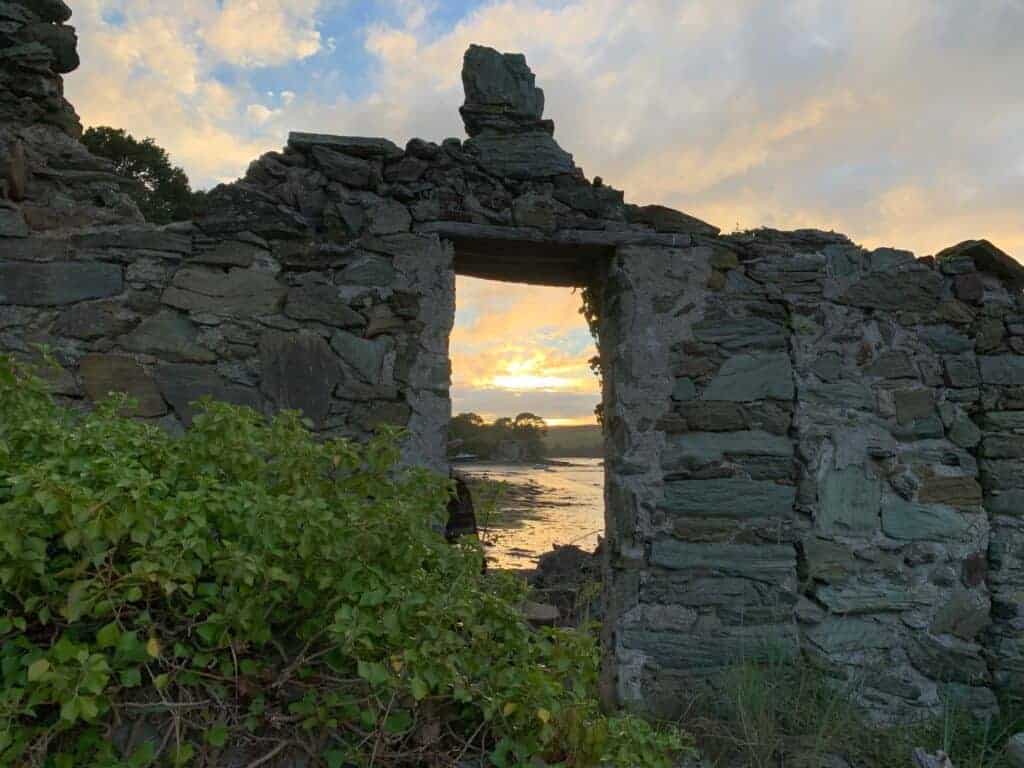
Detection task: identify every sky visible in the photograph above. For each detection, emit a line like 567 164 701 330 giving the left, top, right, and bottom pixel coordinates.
64 0 1024 425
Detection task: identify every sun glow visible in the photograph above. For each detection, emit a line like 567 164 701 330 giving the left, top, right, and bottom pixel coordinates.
491 373 579 390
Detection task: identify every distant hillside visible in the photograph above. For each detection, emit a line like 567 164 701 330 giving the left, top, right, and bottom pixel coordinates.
542 425 603 458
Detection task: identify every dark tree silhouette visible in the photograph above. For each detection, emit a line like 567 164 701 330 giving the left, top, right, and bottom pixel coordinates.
82 126 207 224
448 412 548 460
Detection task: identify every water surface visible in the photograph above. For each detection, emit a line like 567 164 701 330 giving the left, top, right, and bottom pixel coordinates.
455 458 604 569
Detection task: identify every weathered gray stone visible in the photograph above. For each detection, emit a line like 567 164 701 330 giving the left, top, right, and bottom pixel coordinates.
383 156 428 184
691 316 787 350
976 318 1006 354
0 4 28 25
817 465 882 534
815 582 927 615
981 411 1024 432
663 430 792 471
981 460 1024 491
671 378 696 402
919 325 973 354
989 490 1024 517
119 310 216 363
0 262 122 306
336 255 396 286
18 21 78 72
661 478 795 519
805 617 898 654
948 415 982 449
16 0 72 22
892 413 945 439
72 227 192 255
52 299 137 339
917 476 983 507
838 268 943 312
357 401 412 430
259 331 340 428
954 272 985 303
310 146 381 189
624 204 720 236
154 363 262 425
512 192 556 232
894 389 935 425
864 351 917 379
943 354 980 388
460 44 545 135
650 541 796 576
983 435 1024 459
162 268 285 317
907 634 989 686
287 133 403 160
980 355 1024 386
935 239 1024 287
4 140 27 203
16 353 78 395
284 285 365 327
803 380 875 411
367 200 411 235
676 401 748 432
704 352 794 402
930 589 990 640
802 537 860 582
620 624 799 670
881 498 974 541
330 330 388 384
364 305 404 337
79 354 166 417
867 247 915 272
0 204 28 237
193 240 264 267
465 130 574 179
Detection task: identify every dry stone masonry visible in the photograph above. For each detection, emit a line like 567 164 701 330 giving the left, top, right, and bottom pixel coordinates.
2 2 1023 723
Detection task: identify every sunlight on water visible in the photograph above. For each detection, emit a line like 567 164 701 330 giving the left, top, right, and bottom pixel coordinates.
456 458 604 570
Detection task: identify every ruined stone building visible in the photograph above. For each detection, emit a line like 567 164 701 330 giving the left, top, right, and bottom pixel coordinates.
2 0 1023 721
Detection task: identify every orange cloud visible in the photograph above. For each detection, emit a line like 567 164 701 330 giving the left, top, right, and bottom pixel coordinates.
451 278 599 406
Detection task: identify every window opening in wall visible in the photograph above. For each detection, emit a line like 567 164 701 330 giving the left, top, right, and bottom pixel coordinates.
449 275 603 580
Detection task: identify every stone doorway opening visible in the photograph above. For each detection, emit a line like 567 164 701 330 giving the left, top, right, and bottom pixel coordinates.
443 232 611 581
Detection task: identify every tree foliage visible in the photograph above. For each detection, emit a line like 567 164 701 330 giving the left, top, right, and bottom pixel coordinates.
449 412 549 460
82 127 207 224
0 356 688 767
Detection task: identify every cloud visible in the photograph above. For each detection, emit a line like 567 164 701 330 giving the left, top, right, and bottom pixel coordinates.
451 278 599 421
66 0 332 185
199 0 325 68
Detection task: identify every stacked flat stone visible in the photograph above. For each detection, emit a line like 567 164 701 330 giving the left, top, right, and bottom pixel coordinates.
607 229 1024 722
940 240 1024 703
0 0 77 135
0 0 141 240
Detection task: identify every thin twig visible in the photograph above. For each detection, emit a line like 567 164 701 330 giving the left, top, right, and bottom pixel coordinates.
120 699 213 710
452 720 487 766
370 691 397 768
244 740 290 768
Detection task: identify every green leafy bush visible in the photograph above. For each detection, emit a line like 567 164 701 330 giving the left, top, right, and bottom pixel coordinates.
0 355 688 767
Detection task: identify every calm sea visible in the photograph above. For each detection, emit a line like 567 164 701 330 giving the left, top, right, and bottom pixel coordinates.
455 458 604 569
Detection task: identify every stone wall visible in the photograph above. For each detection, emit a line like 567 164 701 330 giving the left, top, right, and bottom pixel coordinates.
2 2 1023 723
599 232 1024 722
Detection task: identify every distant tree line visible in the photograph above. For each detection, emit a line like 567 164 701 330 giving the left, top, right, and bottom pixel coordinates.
449 412 548 460
82 126 208 224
